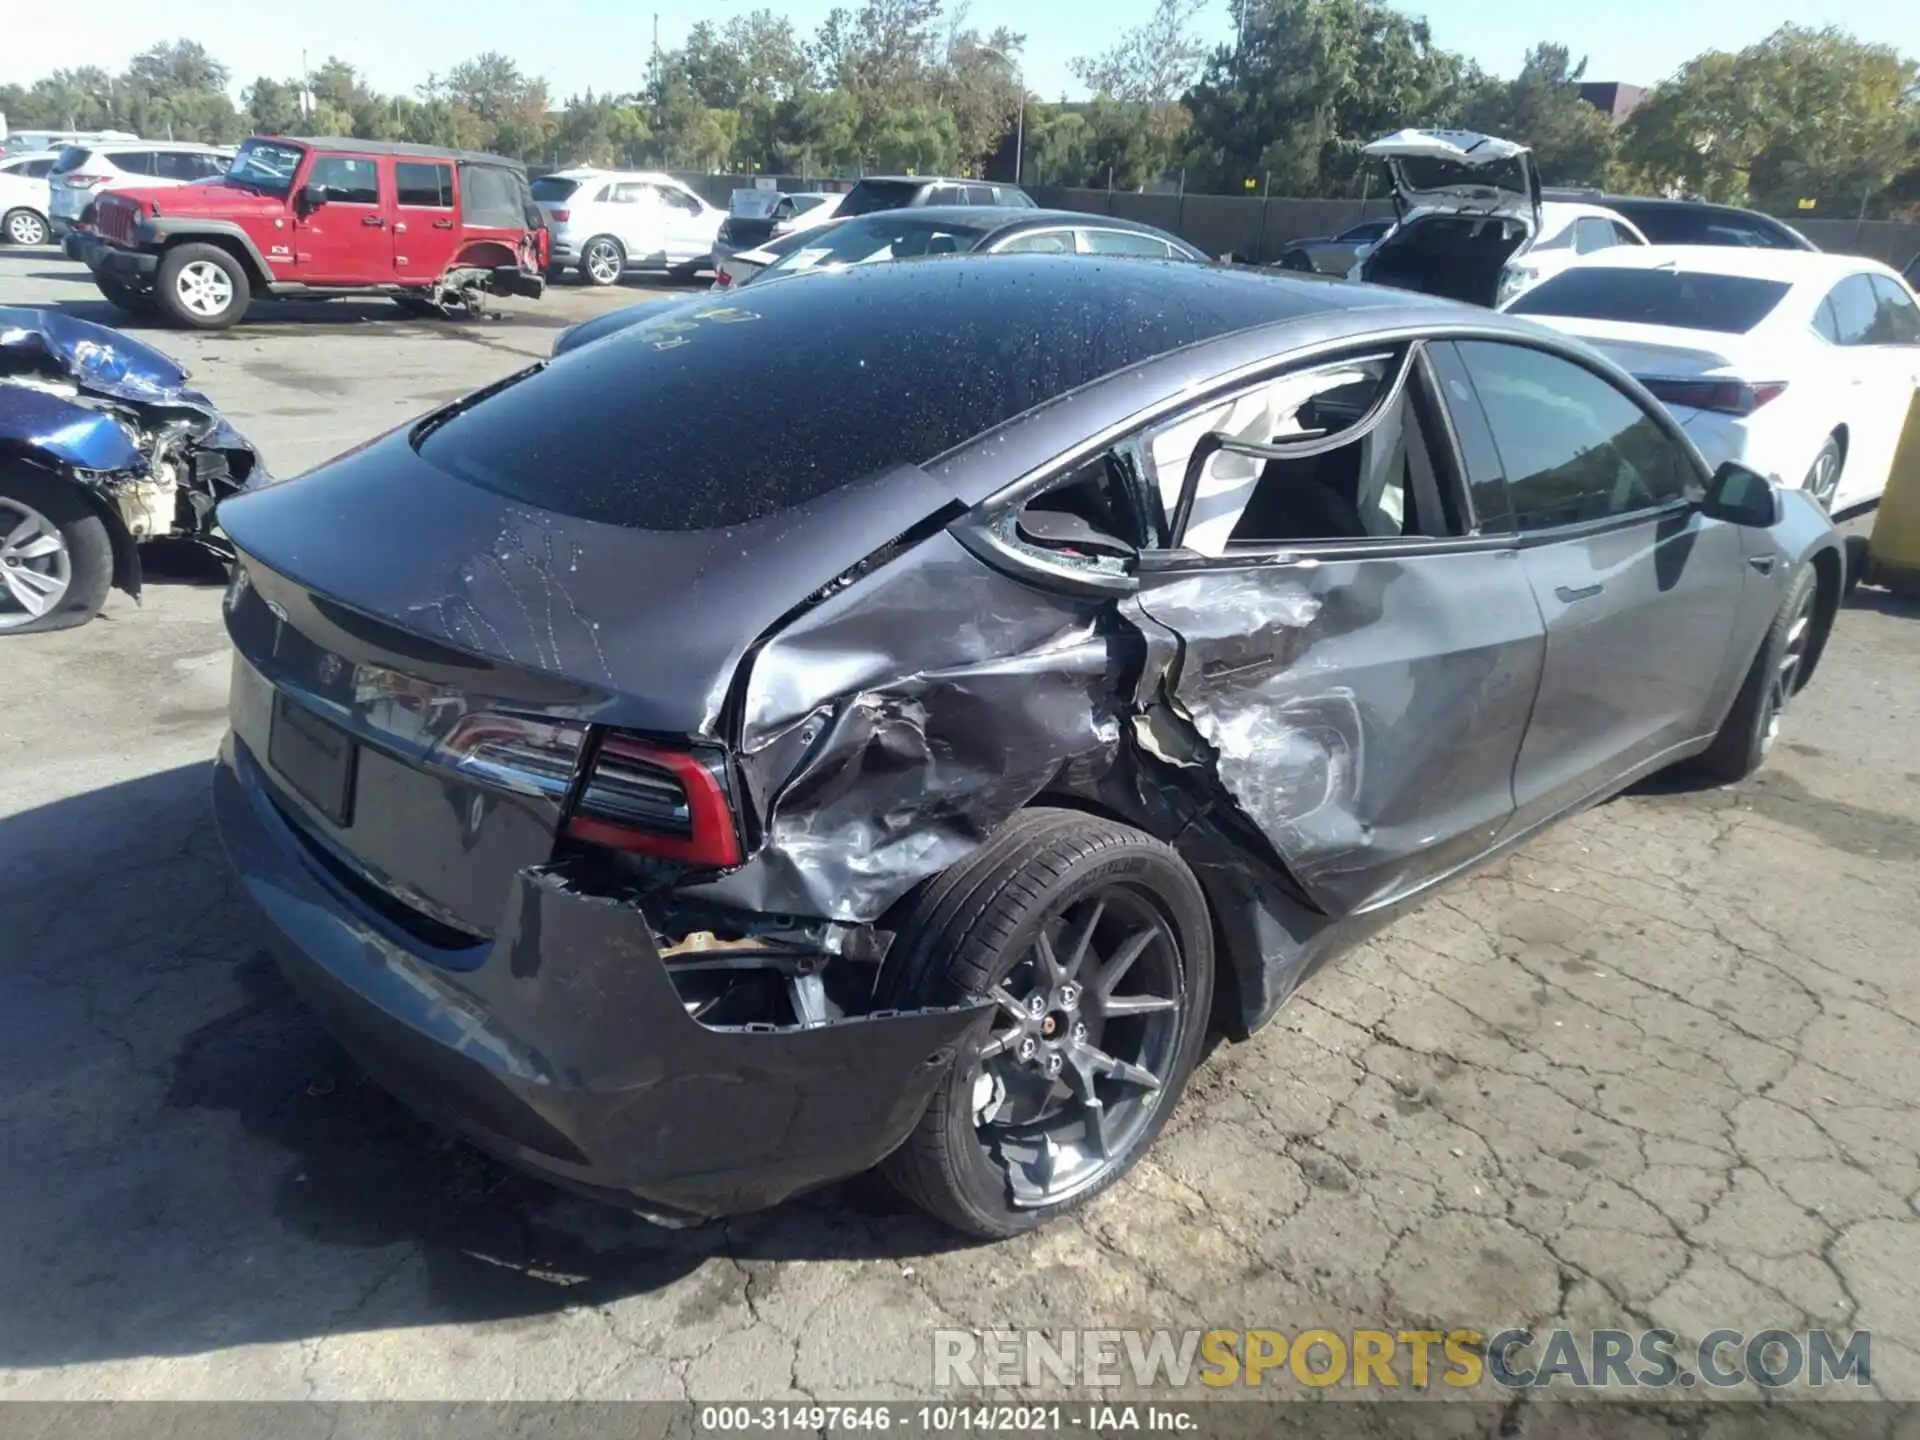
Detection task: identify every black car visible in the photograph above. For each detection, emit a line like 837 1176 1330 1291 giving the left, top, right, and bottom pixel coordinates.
212 257 1843 1238
1595 196 1817 251
555 208 1208 354
836 174 1034 216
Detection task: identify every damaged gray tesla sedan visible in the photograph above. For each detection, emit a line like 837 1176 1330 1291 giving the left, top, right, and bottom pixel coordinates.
0 308 261 632
210 256 1843 1237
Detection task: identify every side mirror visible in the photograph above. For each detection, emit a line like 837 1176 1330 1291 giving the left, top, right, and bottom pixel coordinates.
1700 460 1781 529
296 183 327 214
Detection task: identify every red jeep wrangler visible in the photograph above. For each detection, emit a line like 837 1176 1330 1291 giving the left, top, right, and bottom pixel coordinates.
71 136 548 330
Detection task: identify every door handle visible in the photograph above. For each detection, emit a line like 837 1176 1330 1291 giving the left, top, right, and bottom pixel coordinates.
1747 554 1777 575
1555 583 1604 603
361 215 386 227
432 218 453 229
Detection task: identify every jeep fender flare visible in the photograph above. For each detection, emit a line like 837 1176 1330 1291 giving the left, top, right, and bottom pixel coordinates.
450 239 520 274
148 221 276 289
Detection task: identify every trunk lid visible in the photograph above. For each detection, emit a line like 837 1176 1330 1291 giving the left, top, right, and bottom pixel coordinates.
1518 316 1753 380
219 423 959 939
1364 128 1543 233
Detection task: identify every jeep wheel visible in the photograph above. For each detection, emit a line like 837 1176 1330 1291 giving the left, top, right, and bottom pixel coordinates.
96 277 158 315
579 236 624 287
156 243 251 330
3 208 49 247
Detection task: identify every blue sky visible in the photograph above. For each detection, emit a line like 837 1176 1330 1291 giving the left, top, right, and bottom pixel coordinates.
4 0 1916 104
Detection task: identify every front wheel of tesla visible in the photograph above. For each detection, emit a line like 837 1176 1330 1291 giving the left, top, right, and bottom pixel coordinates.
878 809 1214 1239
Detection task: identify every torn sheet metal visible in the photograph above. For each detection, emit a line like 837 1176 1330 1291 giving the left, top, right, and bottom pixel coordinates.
1135 550 1546 916
681 531 1129 921
0 306 264 567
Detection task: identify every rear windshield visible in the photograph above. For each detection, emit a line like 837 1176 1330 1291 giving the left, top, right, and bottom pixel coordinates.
1510 267 1793 334
413 258 1342 531
531 176 583 202
836 179 923 217
460 162 535 228
759 215 994 279
1394 154 1529 197
1610 205 1806 250
50 147 92 175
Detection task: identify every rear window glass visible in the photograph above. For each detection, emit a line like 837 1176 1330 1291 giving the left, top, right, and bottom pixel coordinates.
1509 267 1792 335
50 147 92 174
1394 154 1529 197
835 179 922 217
413 258 1346 531
758 215 993 278
530 176 582 202
1613 206 1804 250
460 163 533 227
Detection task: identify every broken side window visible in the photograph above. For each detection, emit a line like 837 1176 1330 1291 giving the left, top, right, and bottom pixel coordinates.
1143 350 1459 555
996 450 1160 576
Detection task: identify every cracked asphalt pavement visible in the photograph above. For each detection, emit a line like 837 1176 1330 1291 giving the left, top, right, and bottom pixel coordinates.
2 248 1917 1408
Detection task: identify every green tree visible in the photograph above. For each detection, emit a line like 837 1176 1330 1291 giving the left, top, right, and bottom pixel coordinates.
438 52 554 159
242 76 305 136
550 91 652 168
941 26 1026 174
1459 44 1617 186
1621 25 1919 206
1183 0 1468 196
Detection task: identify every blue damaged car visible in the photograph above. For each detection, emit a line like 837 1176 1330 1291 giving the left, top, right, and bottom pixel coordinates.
0 307 262 633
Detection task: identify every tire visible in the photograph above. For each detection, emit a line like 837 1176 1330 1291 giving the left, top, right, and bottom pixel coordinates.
877 808 1215 1238
3 207 49 247
0 468 114 635
95 277 158 315
155 242 251 330
1690 565 1819 784
1277 249 1314 272
578 236 625 287
1801 434 1843 512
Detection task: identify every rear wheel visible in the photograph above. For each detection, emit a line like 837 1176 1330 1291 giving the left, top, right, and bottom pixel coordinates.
877 809 1214 1238
156 243 251 329
1802 434 1843 512
579 236 624 286
1691 565 1818 783
3 208 49 247
0 469 113 635
1277 248 1314 272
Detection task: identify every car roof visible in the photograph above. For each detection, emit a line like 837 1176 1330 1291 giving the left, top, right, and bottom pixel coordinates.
828 204 1174 235
284 136 526 168
854 175 1017 187
1600 195 1773 217
548 167 689 184
87 141 231 153
1563 244 1897 285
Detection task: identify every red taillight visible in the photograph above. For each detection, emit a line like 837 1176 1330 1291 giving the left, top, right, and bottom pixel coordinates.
566 735 741 868
1639 376 1787 416
714 269 733 288
428 714 741 868
549 208 570 222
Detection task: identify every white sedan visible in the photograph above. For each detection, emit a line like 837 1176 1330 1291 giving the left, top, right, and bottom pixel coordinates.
1505 246 1920 514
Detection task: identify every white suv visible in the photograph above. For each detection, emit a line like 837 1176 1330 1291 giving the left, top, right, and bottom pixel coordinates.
530 169 723 285
0 152 57 246
47 141 232 238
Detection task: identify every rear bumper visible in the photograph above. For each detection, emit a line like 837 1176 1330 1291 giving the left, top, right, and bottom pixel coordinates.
211 733 986 1221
